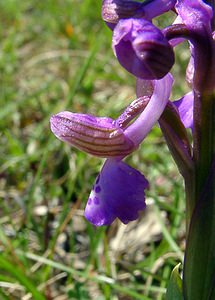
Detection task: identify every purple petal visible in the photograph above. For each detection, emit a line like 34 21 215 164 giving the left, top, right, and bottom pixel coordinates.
112 18 175 79
50 111 134 157
116 96 150 128
102 0 176 25
140 0 176 20
84 159 149 226
167 15 185 47
102 0 144 24
125 73 174 146
174 92 194 130
175 0 213 33
136 78 154 98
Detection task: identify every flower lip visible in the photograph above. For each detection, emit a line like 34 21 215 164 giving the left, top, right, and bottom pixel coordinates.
84 158 149 226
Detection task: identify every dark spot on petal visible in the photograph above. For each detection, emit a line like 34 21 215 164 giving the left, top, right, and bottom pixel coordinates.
95 185 101 193
93 197 100 205
88 198 92 205
96 175 100 184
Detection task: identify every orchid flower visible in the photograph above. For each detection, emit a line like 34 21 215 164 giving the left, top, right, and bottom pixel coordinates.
50 73 173 225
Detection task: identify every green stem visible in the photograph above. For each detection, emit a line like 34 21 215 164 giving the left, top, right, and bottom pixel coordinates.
183 90 215 300
185 92 215 229
193 93 215 192
182 3 215 296
183 156 215 300
184 174 195 232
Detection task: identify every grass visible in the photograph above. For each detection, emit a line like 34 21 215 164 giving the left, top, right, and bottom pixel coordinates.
0 1 188 299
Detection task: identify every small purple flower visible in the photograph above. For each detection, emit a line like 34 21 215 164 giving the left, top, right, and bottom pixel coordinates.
112 18 175 79
85 159 149 226
50 74 173 226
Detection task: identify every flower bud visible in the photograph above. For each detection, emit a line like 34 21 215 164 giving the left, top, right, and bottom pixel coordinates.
102 0 144 24
102 0 176 26
50 111 135 158
112 18 175 79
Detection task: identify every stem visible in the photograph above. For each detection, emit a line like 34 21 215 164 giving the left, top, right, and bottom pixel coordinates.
163 7 215 299
184 174 195 233
193 92 215 194
184 93 215 233
164 21 215 222
183 52 215 300
183 154 215 300
182 1 215 292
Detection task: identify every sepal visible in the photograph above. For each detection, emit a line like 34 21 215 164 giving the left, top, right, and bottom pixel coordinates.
112 18 175 79
50 111 135 157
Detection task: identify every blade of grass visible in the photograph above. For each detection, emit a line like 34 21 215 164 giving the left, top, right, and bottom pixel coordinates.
153 200 183 259
0 83 53 121
25 139 52 226
0 288 11 300
65 41 99 108
18 251 151 300
0 256 46 300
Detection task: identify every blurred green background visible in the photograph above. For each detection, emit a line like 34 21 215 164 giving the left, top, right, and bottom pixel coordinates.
0 1 188 299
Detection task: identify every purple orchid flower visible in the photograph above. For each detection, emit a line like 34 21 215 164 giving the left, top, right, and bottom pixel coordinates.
50 73 173 226
112 18 175 79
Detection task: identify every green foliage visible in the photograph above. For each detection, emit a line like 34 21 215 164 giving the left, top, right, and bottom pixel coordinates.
0 1 188 299
166 264 183 300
